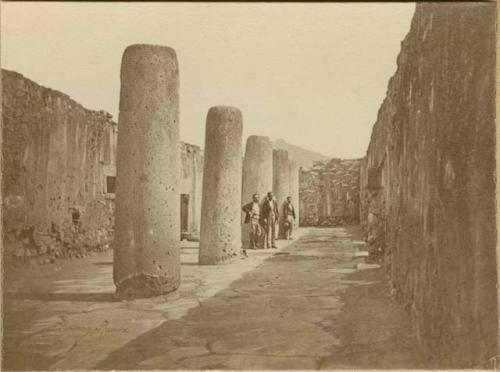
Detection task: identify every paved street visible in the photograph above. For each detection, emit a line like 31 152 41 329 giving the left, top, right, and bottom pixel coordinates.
3 227 428 370
3 230 307 370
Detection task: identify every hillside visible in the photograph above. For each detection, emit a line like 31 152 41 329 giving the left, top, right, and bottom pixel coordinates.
272 139 330 169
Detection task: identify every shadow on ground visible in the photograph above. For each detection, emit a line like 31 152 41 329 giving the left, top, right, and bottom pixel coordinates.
4 292 119 302
318 267 430 369
94 228 429 370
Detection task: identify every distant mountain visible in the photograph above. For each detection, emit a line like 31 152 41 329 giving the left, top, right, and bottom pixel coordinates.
272 139 330 169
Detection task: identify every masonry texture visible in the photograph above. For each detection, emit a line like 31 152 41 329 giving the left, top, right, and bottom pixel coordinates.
2 69 117 261
113 44 181 298
3 68 206 265
241 135 273 246
199 106 243 264
300 159 360 227
359 3 497 367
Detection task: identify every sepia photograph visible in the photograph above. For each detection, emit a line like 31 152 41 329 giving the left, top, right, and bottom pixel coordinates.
0 1 497 370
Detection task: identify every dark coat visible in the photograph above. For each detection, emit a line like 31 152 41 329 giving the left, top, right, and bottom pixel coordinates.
242 202 254 224
261 198 279 222
282 202 296 220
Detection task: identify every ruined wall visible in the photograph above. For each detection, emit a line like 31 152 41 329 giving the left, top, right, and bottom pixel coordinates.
2 69 205 260
2 69 117 260
360 3 497 367
180 142 203 240
300 158 360 226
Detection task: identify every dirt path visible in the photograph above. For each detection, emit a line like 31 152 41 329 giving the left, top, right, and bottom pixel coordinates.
95 227 429 369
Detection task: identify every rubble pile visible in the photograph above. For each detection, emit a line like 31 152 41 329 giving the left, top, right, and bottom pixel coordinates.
5 222 113 265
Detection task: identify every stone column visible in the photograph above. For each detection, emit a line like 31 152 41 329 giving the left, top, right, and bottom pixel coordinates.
199 107 243 264
289 161 300 228
0 43 3 316
241 136 273 248
113 44 180 299
272 149 290 239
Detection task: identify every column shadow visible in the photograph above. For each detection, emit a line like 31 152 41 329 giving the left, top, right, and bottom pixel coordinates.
4 292 119 302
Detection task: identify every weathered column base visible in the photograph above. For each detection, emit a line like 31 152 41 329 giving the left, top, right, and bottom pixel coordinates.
241 224 252 249
199 250 237 265
115 273 180 300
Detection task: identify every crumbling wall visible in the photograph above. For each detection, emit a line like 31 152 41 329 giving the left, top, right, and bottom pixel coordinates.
300 158 360 226
180 142 203 240
2 69 206 259
2 69 117 261
360 3 497 367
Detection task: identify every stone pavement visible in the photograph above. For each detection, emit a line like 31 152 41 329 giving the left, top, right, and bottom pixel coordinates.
3 226 429 370
2 228 307 370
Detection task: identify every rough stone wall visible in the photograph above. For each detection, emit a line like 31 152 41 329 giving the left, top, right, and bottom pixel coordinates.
359 3 497 367
2 69 117 260
299 158 360 227
180 142 203 240
2 69 205 260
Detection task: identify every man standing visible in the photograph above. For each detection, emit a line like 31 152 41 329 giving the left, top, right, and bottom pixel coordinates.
283 196 296 240
261 191 279 249
242 193 262 249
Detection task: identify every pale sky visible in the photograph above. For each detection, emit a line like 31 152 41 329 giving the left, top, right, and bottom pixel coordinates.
2 2 415 158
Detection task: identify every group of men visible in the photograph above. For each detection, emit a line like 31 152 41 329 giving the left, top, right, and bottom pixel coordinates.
242 192 296 250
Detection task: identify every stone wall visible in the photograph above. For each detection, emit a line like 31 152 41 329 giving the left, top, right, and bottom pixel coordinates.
3 69 117 261
299 158 360 226
2 69 204 262
359 3 497 367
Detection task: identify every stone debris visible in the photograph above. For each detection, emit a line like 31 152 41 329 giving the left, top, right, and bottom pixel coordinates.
5 222 113 267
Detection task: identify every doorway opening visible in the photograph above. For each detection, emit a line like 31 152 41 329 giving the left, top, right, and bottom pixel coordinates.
180 194 190 240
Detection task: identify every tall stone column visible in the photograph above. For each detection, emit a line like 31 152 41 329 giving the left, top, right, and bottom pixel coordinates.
113 44 180 299
241 136 273 248
199 107 243 264
0 42 3 322
272 149 290 239
289 161 300 227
